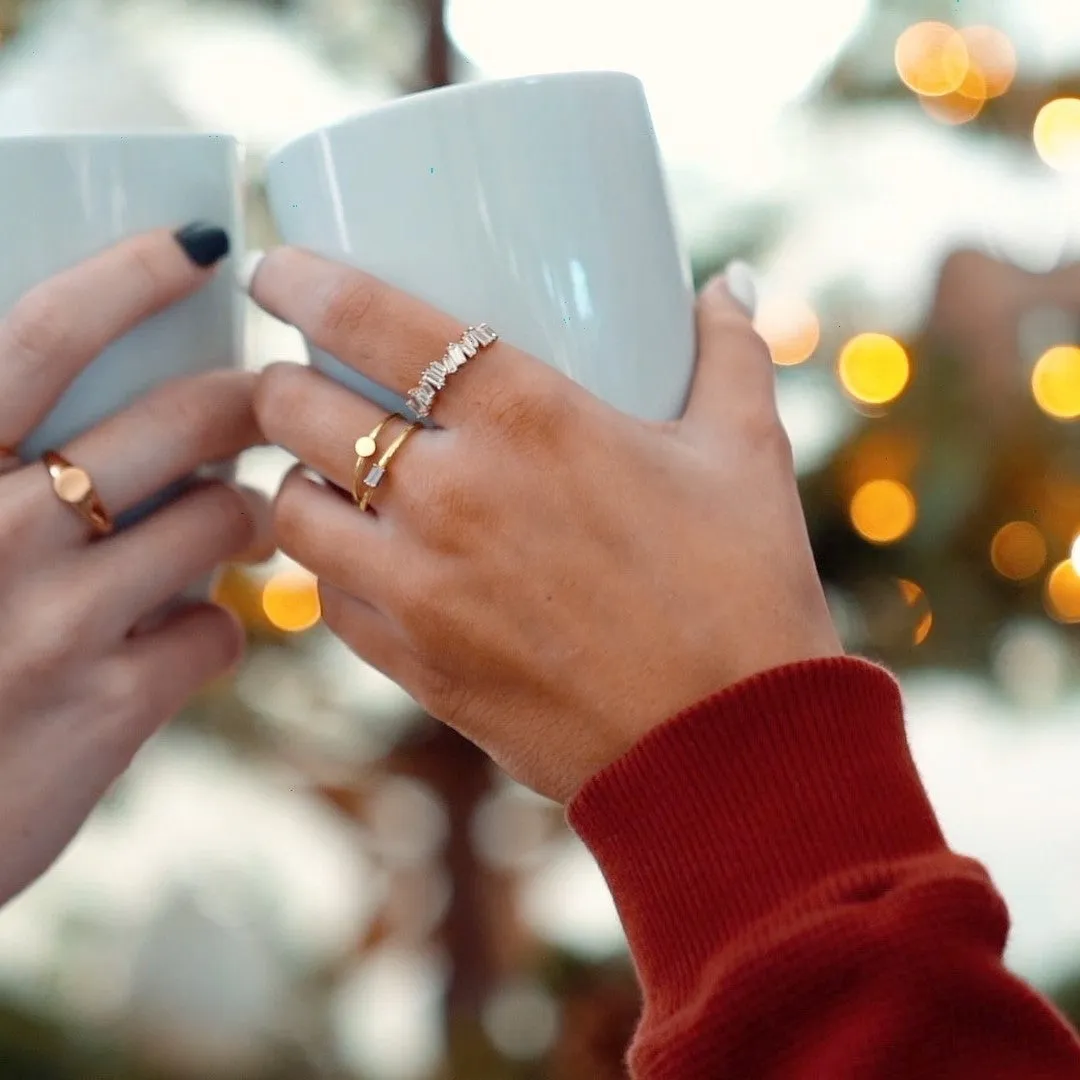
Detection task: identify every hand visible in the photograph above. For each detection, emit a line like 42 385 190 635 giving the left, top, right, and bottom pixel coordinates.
0 228 271 903
251 249 841 803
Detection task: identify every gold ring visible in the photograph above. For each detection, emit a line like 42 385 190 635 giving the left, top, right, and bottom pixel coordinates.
357 423 419 513
42 450 114 537
352 413 399 505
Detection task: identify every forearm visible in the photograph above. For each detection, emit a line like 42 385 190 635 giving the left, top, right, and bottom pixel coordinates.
569 658 1080 1078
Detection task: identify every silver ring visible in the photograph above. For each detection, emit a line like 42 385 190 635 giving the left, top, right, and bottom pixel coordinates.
406 323 499 419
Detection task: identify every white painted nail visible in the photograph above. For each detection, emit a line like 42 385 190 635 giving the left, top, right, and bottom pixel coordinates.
237 249 266 293
723 260 758 318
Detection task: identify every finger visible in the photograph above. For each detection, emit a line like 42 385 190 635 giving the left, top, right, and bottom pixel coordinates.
94 603 243 754
318 580 412 687
682 269 775 433
255 362 446 495
249 246 563 427
19 371 261 546
273 466 398 610
82 483 272 634
0 225 230 447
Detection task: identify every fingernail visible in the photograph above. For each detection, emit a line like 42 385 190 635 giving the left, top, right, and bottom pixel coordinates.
723 260 758 317
174 222 231 268
237 250 266 293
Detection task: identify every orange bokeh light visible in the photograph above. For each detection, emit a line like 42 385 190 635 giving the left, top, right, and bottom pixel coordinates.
990 522 1047 581
262 570 322 632
895 22 969 98
1045 560 1080 623
960 26 1017 99
850 480 917 545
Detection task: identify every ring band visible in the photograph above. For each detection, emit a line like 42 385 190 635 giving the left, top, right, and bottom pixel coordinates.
405 323 499 419
42 450 114 537
357 423 419 513
352 413 398 505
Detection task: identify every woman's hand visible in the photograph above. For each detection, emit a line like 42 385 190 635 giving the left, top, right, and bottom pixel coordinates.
251 249 841 803
0 228 270 903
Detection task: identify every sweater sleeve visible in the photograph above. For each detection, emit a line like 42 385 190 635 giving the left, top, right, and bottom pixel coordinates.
567 657 1080 1079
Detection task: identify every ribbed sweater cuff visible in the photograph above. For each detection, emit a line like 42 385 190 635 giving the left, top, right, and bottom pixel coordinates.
567 657 945 1005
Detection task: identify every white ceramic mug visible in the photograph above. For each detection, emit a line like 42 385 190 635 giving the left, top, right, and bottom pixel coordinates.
1 133 244 525
264 72 695 421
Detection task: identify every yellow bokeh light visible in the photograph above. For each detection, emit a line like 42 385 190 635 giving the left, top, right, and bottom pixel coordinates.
895 22 969 98
837 333 911 406
1034 98 1080 173
262 570 322 632
960 26 1017 99
1072 533 1080 572
920 64 987 125
754 295 821 367
1045 560 1080 623
850 480 917 544
1031 344 1080 420
990 521 1047 581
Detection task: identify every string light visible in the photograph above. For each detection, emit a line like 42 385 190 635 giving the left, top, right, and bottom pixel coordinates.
1031 344 1080 419
837 333 911 406
850 480 917 544
262 570 322 632
1045 560 1080 623
895 22 969 98
1034 98 1080 173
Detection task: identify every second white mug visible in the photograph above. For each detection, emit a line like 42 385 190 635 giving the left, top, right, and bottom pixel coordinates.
264 71 696 422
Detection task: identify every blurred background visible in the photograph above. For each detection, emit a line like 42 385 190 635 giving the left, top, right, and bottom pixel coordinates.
1 0 1080 1075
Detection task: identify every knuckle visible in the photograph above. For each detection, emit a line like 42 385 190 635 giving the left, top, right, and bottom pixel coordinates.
485 375 572 451
94 660 146 725
4 289 72 364
253 363 300 436
318 274 380 343
16 591 92 679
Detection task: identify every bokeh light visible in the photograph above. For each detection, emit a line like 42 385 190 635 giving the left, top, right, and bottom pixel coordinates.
1044 559 1080 623
897 579 933 645
1034 98 1080 173
895 22 969 98
960 26 1017 99
837 333 911 406
1031 344 1080 419
754 294 821 366
920 65 986 125
262 570 322 632
850 480 917 544
991 521 1048 581
1071 533 1080 573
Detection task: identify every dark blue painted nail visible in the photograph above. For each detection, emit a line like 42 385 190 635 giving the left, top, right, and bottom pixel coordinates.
173 222 230 267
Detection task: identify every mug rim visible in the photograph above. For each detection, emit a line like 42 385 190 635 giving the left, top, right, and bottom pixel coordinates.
268 70 643 164
0 131 237 145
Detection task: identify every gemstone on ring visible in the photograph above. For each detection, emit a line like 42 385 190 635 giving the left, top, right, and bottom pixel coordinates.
406 323 499 418
355 435 377 458
363 465 386 488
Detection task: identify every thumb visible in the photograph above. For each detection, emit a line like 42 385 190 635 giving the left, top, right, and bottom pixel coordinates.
683 262 775 432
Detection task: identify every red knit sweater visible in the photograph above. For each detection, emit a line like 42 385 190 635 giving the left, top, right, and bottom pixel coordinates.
568 657 1080 1078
